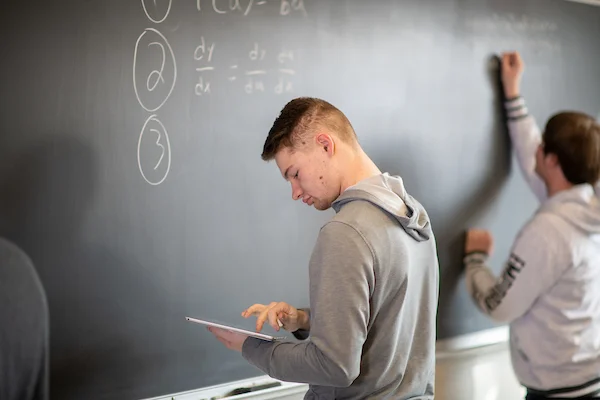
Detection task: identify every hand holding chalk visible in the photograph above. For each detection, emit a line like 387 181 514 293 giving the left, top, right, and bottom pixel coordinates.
242 301 303 332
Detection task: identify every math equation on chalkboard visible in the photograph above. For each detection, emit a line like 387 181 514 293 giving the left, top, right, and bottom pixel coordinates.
193 40 297 96
133 0 307 186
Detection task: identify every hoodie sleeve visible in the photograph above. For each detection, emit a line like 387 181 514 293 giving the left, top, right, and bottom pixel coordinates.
464 214 569 323
291 308 310 341
242 221 373 386
505 96 547 202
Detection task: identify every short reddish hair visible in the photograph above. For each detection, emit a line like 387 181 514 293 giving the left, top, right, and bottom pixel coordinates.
261 97 357 161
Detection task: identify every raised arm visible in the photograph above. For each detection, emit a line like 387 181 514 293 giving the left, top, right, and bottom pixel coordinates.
501 52 547 202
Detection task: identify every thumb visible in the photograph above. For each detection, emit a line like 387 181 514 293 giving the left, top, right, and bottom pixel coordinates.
277 311 286 322
277 311 292 326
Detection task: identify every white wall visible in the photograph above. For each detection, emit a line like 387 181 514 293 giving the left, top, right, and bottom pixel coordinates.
436 342 525 400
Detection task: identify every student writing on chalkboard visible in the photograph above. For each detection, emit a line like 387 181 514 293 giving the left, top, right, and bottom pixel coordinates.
208 98 440 399
464 51 600 400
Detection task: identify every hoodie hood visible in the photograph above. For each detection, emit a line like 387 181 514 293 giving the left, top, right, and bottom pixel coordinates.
332 173 432 242
540 184 600 235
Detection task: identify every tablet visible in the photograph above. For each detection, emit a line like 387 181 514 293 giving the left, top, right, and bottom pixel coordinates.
185 317 286 341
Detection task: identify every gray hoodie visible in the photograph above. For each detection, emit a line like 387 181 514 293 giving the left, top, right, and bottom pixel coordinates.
465 97 600 397
243 173 439 399
0 238 49 400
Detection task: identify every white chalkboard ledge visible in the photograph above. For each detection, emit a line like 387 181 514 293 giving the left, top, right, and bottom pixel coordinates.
142 375 308 400
436 326 510 358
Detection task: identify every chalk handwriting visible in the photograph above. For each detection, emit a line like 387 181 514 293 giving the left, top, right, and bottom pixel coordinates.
245 78 265 94
151 128 166 170
146 41 166 91
196 0 291 16
194 37 215 62
195 0 255 15
280 0 306 16
466 13 558 33
141 0 173 23
133 28 177 112
195 76 212 95
278 50 294 63
249 43 267 60
275 77 293 94
138 114 172 185
194 37 215 96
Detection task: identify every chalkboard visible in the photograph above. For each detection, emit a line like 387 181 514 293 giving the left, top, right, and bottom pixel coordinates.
1 0 599 398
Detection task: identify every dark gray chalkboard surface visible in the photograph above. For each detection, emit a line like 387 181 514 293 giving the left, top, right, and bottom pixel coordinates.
1 0 599 398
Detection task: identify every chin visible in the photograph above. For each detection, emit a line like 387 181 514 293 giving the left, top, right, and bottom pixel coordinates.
313 202 332 211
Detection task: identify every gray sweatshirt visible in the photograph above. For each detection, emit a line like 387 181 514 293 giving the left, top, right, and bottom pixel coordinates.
243 173 439 399
465 97 600 397
0 237 49 400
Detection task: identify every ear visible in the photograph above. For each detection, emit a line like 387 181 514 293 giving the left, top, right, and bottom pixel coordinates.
546 153 560 168
315 133 334 156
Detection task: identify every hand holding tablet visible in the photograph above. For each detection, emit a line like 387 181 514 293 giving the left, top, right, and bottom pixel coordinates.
185 317 286 341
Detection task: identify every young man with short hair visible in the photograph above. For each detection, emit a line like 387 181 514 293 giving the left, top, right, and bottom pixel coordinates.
210 98 440 399
465 51 600 399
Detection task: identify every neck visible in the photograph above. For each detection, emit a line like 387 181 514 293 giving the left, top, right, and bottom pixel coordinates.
338 148 382 193
546 179 574 197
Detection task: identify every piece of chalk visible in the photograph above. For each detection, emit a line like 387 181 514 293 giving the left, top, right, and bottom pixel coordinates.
277 319 283 328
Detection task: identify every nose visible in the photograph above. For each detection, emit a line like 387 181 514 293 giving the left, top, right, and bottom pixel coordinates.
291 181 302 201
